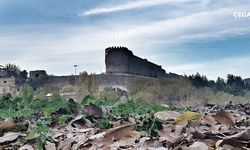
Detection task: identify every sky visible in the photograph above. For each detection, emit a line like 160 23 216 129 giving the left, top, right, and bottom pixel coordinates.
0 0 250 80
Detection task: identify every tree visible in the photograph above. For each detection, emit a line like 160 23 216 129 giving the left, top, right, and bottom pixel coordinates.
216 77 226 91
225 74 245 96
20 70 28 80
189 73 208 87
4 63 21 77
226 74 244 86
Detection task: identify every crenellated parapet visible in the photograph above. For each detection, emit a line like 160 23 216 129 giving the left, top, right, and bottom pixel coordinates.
105 46 133 56
105 46 129 51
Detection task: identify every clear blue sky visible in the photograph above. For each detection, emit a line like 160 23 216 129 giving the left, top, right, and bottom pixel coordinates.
0 0 250 80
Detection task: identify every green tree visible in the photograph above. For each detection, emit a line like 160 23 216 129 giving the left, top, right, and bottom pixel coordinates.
4 63 21 77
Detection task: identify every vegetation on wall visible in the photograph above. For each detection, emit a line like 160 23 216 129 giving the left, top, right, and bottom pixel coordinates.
74 72 98 99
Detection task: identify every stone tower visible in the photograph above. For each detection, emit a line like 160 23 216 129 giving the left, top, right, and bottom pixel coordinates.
105 46 166 78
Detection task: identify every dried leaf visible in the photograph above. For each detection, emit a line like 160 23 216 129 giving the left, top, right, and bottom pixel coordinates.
89 131 106 140
128 117 136 124
212 111 235 126
19 144 34 150
177 119 189 127
200 139 217 147
225 128 250 141
71 134 87 150
158 127 183 146
175 125 184 135
104 123 135 141
166 133 183 144
69 115 93 128
84 103 103 118
216 139 244 149
148 147 168 150
176 111 203 122
110 138 135 149
182 141 209 150
154 111 180 121
89 125 135 150
112 120 122 128
0 132 20 143
69 115 84 125
128 131 141 141
0 119 16 130
57 138 75 150
75 128 96 134
215 140 223 149
203 115 217 125
51 132 64 142
191 129 206 139
45 141 56 150
140 137 164 149
156 124 173 137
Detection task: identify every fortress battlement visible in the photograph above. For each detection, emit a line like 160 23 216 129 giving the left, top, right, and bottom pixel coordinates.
105 46 166 78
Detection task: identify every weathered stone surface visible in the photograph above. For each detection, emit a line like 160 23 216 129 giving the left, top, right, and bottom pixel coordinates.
105 46 167 78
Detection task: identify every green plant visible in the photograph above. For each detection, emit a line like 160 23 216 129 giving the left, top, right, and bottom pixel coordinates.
97 117 110 129
112 99 167 116
58 115 72 125
80 95 96 105
15 108 35 122
0 96 20 110
20 84 33 101
42 107 57 118
94 98 118 107
146 116 163 136
29 99 50 112
98 88 120 100
0 109 17 121
27 119 52 150
42 99 72 117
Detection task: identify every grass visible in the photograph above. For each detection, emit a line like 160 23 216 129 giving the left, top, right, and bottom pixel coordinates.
128 78 250 106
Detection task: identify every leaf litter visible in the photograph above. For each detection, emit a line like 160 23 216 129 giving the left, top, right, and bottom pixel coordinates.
0 98 249 150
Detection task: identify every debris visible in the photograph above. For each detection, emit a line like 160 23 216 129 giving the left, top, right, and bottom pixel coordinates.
0 132 20 144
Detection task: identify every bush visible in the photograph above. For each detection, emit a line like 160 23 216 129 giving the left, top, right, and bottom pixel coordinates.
34 84 60 100
97 88 120 101
128 78 192 104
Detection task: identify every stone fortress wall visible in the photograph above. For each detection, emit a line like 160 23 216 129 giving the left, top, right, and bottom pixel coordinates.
28 70 75 89
105 46 166 78
28 46 169 90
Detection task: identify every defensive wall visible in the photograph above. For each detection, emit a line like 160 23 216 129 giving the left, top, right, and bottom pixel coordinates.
105 46 167 78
